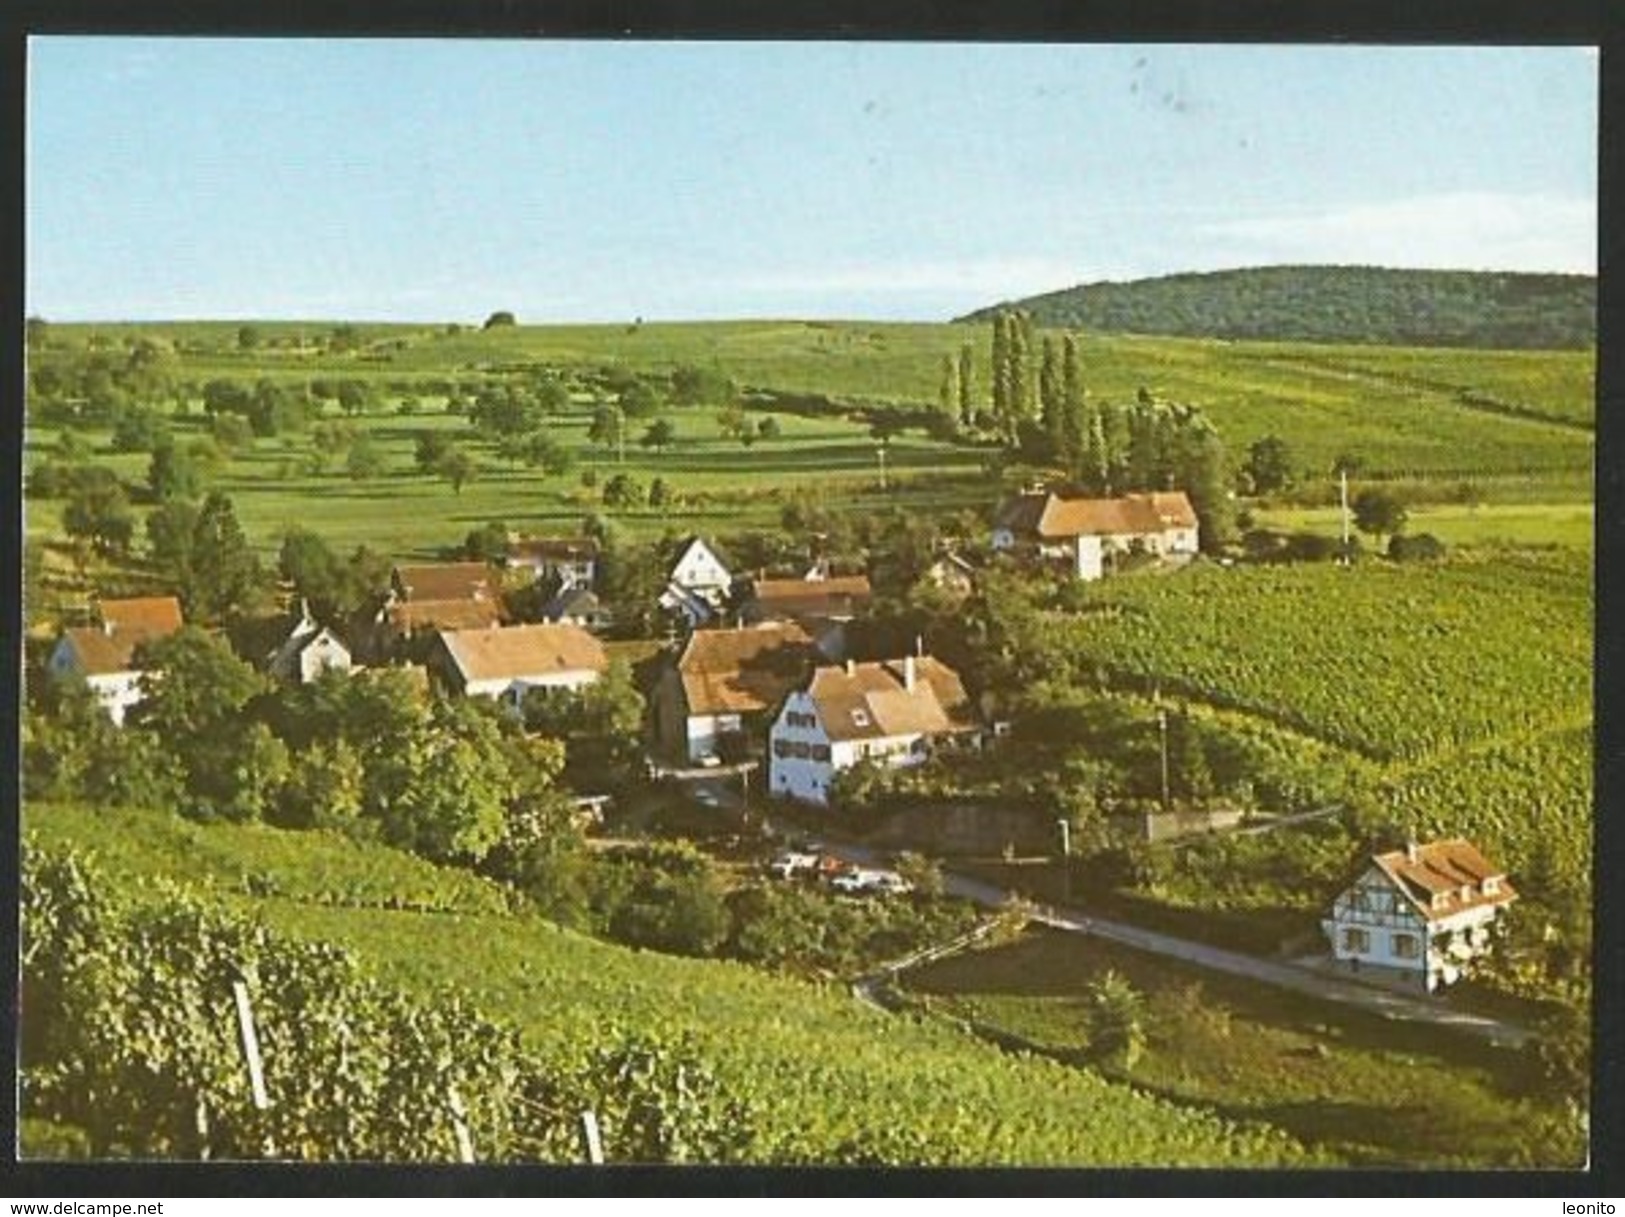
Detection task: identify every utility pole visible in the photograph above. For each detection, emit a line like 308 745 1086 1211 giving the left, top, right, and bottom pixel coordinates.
1339 466 1351 562
1057 818 1071 901
1157 706 1171 814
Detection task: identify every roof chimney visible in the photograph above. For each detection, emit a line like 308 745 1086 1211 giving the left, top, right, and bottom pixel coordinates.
1405 840 1419 865
903 654 916 692
845 658 856 677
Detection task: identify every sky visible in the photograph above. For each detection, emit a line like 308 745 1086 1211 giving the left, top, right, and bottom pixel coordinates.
25 39 1599 323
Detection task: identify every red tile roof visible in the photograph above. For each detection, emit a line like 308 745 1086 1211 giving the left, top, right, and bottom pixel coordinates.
747 575 873 621
998 490 1197 540
804 656 977 743
59 596 186 675
391 562 493 602
384 598 503 636
676 622 819 716
1372 839 1518 923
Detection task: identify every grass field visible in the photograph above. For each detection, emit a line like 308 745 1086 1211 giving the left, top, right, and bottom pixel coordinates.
899 927 1581 1169
36 319 1596 482
1256 501 1595 551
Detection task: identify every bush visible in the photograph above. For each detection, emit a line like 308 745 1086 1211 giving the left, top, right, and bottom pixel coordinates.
1389 532 1447 562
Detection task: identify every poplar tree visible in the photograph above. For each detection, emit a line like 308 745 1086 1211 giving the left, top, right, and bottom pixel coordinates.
957 342 976 429
1060 334 1086 481
1039 336 1063 459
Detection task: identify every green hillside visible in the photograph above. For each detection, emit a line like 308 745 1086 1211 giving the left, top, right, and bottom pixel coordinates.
957 266 1596 350
22 802 1322 1167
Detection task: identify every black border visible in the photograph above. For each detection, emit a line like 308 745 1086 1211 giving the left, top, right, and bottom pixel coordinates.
2 0 1618 1199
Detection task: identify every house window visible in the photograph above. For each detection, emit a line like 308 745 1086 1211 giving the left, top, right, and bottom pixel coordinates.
772 739 791 759
790 741 811 759
1392 933 1420 960
812 744 831 762
1342 927 1370 954
1349 891 1369 913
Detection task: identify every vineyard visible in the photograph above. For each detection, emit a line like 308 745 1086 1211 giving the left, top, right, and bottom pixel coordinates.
1031 550 1591 763
21 805 1324 1166
1374 724 1593 902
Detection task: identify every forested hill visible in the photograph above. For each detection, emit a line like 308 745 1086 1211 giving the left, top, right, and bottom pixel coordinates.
956 266 1596 349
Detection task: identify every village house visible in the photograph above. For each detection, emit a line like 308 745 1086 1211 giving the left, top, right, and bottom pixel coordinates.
266 604 355 684
427 622 607 710
540 585 614 633
507 536 600 590
991 489 1199 580
374 560 504 659
390 561 495 604
47 595 185 725
739 568 873 660
1321 838 1517 992
651 621 820 764
658 536 733 629
768 654 980 806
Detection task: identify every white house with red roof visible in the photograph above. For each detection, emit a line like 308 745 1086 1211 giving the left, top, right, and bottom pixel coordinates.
767 654 979 806
1321 838 1517 992
47 596 185 725
992 489 1199 580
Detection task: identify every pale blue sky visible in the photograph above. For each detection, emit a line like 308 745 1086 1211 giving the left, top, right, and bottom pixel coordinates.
26 39 1599 323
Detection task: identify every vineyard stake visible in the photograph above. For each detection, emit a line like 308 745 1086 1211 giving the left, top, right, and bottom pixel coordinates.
231 979 270 1110
447 1085 475 1164
579 1109 604 1165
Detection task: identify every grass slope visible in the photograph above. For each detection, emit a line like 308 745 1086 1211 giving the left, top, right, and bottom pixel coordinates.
900 928 1582 1169
23 802 1323 1167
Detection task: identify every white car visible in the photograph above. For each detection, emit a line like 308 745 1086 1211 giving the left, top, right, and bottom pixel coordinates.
830 867 913 896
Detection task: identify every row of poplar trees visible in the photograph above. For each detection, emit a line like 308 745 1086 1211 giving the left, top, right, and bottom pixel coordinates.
938 309 1234 550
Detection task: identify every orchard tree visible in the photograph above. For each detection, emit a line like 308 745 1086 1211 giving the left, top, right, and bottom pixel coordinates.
185 492 263 623
589 404 625 458
1244 435 1295 495
148 439 205 502
414 430 453 473
1353 489 1408 546
345 434 386 481
641 419 676 453
523 430 575 476
619 380 662 421
62 472 135 558
435 446 478 495
670 365 737 410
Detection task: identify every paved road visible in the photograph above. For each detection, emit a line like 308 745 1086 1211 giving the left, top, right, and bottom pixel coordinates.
778 821 1530 1049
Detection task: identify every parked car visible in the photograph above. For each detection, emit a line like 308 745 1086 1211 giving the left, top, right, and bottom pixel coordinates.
830 867 913 896
768 851 822 880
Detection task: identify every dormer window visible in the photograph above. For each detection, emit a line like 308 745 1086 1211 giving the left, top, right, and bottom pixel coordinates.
851 709 870 727
1459 884 1472 902
1483 877 1499 895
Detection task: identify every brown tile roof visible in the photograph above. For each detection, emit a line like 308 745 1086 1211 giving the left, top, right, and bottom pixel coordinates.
1039 491 1197 539
676 622 819 716
392 562 493 602
439 623 607 684
1372 839 1518 923
384 598 503 635
747 575 873 621
100 596 185 634
61 596 186 675
805 656 977 743
998 490 1197 540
